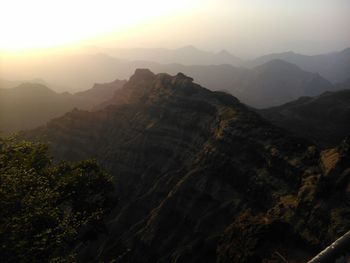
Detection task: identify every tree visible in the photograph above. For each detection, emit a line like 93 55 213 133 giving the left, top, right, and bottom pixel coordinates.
0 137 115 262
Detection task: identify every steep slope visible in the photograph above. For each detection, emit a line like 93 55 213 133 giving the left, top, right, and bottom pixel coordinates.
260 89 350 148
24 69 350 262
0 80 125 134
251 48 350 84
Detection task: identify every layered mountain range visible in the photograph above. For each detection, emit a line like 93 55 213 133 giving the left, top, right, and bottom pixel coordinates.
85 45 242 66
4 47 350 97
250 48 350 84
145 59 334 108
23 69 350 262
84 46 350 84
2 55 335 108
0 79 125 134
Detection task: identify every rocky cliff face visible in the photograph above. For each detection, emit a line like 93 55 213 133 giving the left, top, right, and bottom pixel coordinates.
25 69 350 262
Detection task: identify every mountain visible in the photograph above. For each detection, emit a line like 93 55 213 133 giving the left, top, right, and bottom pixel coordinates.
242 60 334 107
336 77 350 90
251 48 350 84
2 52 335 107
93 57 334 108
0 83 74 134
24 69 350 262
73 79 127 106
0 80 125 134
85 45 242 66
260 87 350 148
1 53 133 92
0 78 51 89
152 59 334 108
0 79 23 89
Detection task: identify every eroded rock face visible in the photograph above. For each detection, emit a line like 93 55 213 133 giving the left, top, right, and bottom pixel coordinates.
24 69 350 262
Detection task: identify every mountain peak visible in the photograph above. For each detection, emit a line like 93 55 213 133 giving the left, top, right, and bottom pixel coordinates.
130 68 156 82
177 45 198 51
175 72 194 81
254 59 301 72
13 83 56 95
217 49 231 56
100 69 199 108
129 70 194 87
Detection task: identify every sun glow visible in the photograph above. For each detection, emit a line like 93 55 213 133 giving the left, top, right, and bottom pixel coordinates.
0 0 199 52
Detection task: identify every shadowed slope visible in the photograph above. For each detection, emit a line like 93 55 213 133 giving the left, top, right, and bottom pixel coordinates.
23 69 350 262
260 88 350 148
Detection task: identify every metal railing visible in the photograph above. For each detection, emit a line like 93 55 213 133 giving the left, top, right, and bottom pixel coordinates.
308 230 350 263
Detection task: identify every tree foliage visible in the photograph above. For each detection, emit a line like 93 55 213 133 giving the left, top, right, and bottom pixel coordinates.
0 138 115 262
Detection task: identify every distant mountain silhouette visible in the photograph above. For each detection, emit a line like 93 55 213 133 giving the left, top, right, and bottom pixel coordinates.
3 48 343 108
74 79 127 106
0 80 125 134
93 59 333 108
23 69 350 262
3 46 349 91
260 83 350 147
150 59 334 108
244 59 334 107
85 45 242 66
0 79 23 89
0 78 69 91
251 48 350 83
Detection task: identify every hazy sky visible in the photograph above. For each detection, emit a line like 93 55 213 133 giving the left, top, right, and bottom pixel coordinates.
1 0 350 57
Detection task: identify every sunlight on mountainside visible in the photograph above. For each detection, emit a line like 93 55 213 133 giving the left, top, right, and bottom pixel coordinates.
0 0 200 52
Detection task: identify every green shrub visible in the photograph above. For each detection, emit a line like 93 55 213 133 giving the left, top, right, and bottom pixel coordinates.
0 138 114 262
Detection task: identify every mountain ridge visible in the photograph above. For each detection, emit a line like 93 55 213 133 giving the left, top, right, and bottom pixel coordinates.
260 86 350 148
251 47 350 84
4 46 346 99
85 45 242 66
22 69 350 262
0 80 125 134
